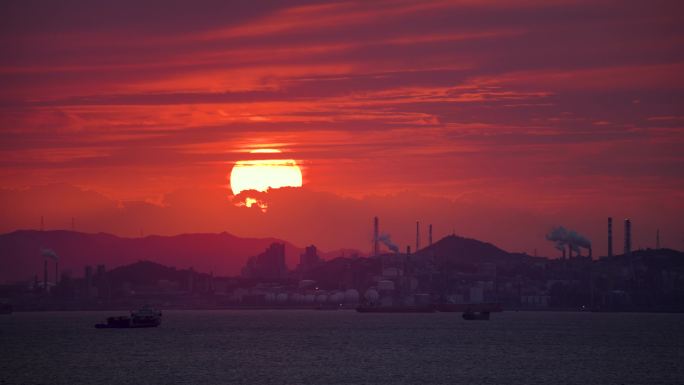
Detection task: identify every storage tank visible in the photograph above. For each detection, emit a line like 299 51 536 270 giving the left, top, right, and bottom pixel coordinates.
276 293 288 303
344 289 359 303
382 267 402 278
298 280 316 289
364 288 379 301
377 280 395 291
414 293 431 306
409 277 418 291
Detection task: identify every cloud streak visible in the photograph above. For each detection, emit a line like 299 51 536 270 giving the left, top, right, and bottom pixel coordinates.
0 0 682 248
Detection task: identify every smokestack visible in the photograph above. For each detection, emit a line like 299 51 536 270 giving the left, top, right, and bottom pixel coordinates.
43 259 48 293
406 245 411 256
608 217 613 257
373 217 379 257
624 218 632 255
416 221 420 251
588 246 592 259
567 244 572 259
429 224 433 246
562 247 566 259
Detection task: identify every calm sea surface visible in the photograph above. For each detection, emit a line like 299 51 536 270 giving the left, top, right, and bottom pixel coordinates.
1 310 683 385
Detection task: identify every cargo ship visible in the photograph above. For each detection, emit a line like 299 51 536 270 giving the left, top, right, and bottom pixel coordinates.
356 304 435 313
434 303 502 313
95 306 162 328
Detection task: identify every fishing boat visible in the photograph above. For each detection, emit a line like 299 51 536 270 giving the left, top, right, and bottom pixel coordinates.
462 311 490 320
95 306 162 328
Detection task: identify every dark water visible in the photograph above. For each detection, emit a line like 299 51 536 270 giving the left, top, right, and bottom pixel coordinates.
1 310 683 385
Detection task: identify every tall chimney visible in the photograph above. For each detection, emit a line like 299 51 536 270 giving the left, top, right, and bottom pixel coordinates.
373 216 379 257
429 224 433 246
562 247 566 259
416 221 420 251
624 218 632 256
567 244 572 259
43 259 48 293
608 217 613 257
406 245 411 256
588 246 592 259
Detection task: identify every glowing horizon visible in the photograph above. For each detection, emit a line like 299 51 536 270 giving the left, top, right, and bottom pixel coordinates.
0 0 682 256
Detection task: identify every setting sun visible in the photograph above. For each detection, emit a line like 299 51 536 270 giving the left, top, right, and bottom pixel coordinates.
230 149 303 196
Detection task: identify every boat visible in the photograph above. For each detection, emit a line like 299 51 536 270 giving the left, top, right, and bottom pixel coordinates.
435 303 502 313
462 311 490 320
95 306 162 328
356 304 435 313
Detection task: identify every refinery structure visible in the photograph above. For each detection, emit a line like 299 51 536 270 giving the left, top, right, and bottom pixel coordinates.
1 214 682 314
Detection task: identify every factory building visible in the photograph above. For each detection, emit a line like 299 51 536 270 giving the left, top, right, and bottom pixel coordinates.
241 243 288 280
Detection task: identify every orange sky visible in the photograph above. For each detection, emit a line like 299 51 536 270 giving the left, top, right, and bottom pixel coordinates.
1 0 683 256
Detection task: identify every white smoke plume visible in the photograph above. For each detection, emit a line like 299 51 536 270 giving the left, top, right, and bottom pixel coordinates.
378 233 399 253
40 248 59 260
545 226 591 253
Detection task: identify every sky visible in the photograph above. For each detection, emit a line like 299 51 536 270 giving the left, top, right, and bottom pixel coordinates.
1 0 683 256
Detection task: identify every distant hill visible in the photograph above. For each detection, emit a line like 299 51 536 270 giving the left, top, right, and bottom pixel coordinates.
0 230 533 283
414 234 530 263
0 230 358 282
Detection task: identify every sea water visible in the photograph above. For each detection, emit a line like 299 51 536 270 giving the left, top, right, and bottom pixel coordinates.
1 310 683 385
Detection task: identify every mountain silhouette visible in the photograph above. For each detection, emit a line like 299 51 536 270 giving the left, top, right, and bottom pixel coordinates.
0 230 352 282
415 234 527 262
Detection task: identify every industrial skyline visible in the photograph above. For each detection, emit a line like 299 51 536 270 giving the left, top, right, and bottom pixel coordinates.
1 2 682 384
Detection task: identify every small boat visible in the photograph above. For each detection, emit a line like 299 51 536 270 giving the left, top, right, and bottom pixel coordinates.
95 306 162 328
462 311 490 320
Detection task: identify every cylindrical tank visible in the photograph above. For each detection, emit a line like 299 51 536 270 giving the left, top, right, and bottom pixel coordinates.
344 289 359 303
276 293 288 303
409 277 418 291
414 293 431 306
364 288 379 301
382 267 401 278
298 280 316 289
329 292 344 303
377 280 395 291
